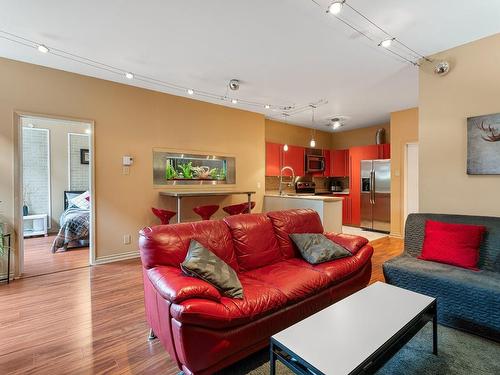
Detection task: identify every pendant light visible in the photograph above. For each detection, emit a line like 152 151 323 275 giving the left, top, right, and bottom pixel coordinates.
310 107 316 148
282 113 289 152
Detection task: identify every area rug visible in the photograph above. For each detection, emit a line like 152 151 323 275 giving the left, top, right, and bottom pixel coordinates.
216 323 500 374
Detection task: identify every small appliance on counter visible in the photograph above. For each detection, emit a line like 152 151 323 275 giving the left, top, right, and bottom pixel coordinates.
295 181 316 195
330 180 343 192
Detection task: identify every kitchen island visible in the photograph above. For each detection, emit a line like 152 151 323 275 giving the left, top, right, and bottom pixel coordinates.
263 193 344 233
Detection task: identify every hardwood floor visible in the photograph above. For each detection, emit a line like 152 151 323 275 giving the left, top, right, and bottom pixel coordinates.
23 235 89 278
0 237 403 374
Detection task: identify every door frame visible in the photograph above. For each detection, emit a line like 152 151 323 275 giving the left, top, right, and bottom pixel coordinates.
13 111 96 277
403 142 419 229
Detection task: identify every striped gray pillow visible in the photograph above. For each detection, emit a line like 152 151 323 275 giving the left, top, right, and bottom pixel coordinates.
181 240 244 299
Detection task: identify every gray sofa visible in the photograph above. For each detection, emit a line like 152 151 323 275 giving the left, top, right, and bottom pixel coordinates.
383 213 500 342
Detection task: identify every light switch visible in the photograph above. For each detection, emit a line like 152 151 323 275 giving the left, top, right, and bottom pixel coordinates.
123 234 131 245
122 166 130 175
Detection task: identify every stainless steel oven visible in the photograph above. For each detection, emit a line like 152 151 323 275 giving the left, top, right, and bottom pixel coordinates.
305 154 325 173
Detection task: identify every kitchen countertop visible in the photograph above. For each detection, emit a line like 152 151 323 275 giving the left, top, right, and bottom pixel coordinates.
264 192 343 202
160 190 255 197
315 190 350 195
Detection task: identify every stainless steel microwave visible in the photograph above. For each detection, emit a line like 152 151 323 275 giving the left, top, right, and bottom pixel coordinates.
305 154 325 173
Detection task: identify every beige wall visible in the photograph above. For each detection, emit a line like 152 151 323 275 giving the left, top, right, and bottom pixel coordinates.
390 108 418 237
419 33 500 217
0 57 265 270
331 123 390 150
265 119 332 149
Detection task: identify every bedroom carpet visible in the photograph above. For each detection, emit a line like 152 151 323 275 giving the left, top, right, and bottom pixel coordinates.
216 323 500 375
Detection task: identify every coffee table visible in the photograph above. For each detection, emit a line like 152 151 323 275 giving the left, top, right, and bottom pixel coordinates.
270 282 437 375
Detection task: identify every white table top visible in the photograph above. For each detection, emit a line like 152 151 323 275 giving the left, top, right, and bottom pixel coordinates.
272 282 435 375
23 214 48 219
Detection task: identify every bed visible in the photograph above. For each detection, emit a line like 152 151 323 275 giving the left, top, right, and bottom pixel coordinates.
51 191 90 253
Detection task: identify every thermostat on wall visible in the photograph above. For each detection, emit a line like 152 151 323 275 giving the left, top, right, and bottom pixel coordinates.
123 156 133 166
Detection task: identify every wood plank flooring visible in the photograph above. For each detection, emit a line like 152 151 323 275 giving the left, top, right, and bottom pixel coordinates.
0 237 403 374
23 235 89 278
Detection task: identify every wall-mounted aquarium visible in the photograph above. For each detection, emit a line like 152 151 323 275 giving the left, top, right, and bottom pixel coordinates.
153 149 236 185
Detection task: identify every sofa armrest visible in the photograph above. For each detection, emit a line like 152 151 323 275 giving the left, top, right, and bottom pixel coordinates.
324 232 369 255
146 266 221 303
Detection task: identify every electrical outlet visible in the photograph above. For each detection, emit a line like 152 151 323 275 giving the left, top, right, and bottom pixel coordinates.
123 234 131 245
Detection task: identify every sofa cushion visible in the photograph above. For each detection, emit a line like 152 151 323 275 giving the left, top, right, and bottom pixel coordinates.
224 213 283 271
383 254 500 339
243 261 330 303
139 220 238 271
290 233 352 264
146 266 221 303
324 232 369 255
169 274 288 329
419 220 486 270
287 244 374 284
181 240 243 299
267 209 324 259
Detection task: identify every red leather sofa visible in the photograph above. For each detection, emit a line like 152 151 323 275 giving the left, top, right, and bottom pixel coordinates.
139 209 373 375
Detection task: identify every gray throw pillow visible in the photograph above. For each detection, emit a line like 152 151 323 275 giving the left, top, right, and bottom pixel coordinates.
289 233 352 265
181 240 244 299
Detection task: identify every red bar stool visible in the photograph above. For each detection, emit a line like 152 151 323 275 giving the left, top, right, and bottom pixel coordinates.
151 207 176 225
193 205 219 221
222 201 255 216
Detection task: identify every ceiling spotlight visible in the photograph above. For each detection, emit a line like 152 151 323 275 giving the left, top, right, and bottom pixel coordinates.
265 104 271 109
229 79 240 91
37 44 49 53
125 72 134 79
332 121 341 129
231 99 238 104
187 88 194 95
434 61 451 76
328 1 344 15
379 38 394 48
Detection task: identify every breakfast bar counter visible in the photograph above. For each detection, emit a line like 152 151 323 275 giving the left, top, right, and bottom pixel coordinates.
159 190 256 223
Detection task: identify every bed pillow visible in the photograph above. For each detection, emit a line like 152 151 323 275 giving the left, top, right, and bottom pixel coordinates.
418 220 486 270
70 191 91 210
290 233 352 265
181 240 244 299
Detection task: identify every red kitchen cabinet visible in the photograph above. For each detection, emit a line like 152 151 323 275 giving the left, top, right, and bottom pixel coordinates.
282 145 305 176
323 150 331 177
331 149 349 177
265 142 281 176
334 194 352 225
380 143 391 159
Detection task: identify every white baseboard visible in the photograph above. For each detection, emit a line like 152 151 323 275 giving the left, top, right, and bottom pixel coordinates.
94 250 140 265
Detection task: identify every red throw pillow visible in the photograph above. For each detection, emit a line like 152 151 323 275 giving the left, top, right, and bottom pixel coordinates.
418 220 486 270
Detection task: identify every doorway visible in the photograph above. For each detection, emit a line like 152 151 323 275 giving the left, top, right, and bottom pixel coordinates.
15 114 95 278
404 143 419 226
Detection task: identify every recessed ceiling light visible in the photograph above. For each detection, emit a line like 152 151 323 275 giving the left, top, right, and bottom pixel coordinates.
380 38 393 48
37 44 49 53
328 1 344 15
265 104 271 109
187 89 194 95
125 72 134 79
231 99 238 104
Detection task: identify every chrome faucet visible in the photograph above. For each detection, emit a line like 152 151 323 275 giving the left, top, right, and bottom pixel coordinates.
279 166 295 196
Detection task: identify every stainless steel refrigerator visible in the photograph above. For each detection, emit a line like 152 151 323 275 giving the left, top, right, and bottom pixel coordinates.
360 159 391 233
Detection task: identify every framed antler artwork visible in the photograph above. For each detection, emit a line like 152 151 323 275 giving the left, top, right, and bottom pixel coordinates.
467 113 500 175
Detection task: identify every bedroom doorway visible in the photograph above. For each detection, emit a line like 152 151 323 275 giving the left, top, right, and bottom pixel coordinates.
15 114 94 278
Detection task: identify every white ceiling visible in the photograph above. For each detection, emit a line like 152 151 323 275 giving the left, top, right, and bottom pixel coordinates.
1 0 500 130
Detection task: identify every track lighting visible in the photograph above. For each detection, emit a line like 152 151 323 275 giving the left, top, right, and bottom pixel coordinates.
125 72 134 79
37 44 49 53
231 99 238 104
379 38 394 48
187 89 194 95
332 120 341 129
283 144 289 152
328 1 344 15
265 104 271 109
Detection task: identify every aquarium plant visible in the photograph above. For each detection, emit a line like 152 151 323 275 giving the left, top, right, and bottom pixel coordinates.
178 162 194 179
165 163 177 180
